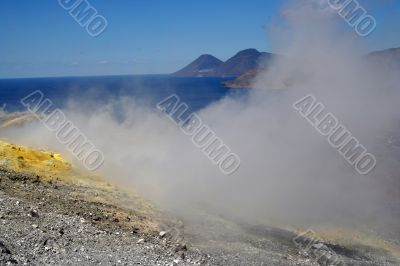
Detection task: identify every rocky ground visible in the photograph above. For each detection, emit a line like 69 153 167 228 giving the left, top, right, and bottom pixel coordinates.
0 130 398 265
1 167 399 265
0 168 208 266
180 210 400 266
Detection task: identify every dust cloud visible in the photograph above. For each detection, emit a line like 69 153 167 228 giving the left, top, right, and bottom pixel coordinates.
2 0 399 231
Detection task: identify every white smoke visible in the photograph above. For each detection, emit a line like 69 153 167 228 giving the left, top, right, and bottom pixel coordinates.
2 0 399 232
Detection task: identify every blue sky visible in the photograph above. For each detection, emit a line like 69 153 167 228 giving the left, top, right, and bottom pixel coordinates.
0 0 399 78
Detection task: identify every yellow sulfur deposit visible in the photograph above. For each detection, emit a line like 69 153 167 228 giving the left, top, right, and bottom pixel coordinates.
0 139 71 179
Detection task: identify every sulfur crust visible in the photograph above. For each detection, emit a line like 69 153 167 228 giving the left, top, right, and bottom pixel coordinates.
0 139 71 180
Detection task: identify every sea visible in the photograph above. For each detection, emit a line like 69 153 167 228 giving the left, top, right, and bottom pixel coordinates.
0 75 246 114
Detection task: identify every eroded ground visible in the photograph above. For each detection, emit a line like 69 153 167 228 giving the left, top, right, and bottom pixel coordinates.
0 115 399 265
0 139 205 265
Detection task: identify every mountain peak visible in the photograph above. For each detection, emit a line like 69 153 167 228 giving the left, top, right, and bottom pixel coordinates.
172 48 274 77
234 48 261 56
367 47 400 69
215 49 268 77
173 54 223 77
198 54 217 59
